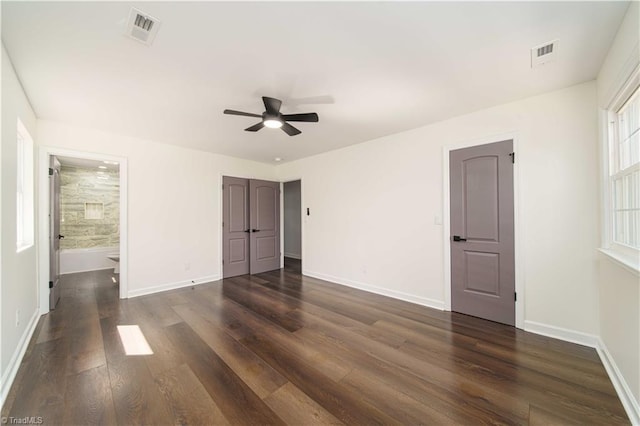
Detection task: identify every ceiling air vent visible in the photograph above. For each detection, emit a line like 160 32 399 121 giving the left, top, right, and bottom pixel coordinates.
125 8 160 46
531 40 558 68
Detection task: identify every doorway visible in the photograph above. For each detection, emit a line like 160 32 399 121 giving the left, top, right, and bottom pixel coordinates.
449 139 515 326
222 176 281 278
38 148 128 313
283 180 302 273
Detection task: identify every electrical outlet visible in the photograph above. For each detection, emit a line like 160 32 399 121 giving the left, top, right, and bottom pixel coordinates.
16 309 20 327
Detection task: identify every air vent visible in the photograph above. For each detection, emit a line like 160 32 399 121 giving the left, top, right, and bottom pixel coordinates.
531 40 558 68
125 8 160 46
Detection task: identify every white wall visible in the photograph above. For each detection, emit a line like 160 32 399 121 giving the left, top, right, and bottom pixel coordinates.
283 180 301 259
1 45 39 406
596 1 640 420
37 120 277 297
277 81 600 335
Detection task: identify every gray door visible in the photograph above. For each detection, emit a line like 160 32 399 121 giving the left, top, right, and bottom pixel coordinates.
450 140 515 326
249 179 281 274
49 156 62 310
223 176 250 278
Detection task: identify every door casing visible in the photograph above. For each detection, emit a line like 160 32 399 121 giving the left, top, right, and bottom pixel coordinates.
38 146 128 314
442 133 524 329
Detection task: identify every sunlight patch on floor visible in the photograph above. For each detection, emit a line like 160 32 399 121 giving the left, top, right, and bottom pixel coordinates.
117 325 153 356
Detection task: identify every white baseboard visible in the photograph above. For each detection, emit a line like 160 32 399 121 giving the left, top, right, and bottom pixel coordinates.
597 338 640 425
524 320 639 424
1 309 40 410
303 270 445 311
128 274 221 298
523 320 600 348
284 252 301 260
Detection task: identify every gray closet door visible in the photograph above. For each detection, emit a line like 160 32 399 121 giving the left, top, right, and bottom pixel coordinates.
450 140 515 326
223 176 250 278
249 179 281 274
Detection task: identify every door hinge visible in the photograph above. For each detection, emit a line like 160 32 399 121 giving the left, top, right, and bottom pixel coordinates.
222 184 224 190
222 259 224 265
514 292 517 302
222 221 224 227
49 281 53 289
48 168 53 176
509 152 515 164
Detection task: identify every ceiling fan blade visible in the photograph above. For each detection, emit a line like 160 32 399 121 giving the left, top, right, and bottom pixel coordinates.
245 122 265 132
224 109 261 118
281 122 301 136
281 112 319 123
262 97 282 115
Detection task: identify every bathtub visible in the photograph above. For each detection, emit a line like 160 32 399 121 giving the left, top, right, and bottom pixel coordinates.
60 246 120 275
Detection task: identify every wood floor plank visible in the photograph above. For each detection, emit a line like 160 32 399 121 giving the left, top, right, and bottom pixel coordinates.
263 382 343 426
154 363 231 425
164 321 285 425
2 266 630 425
239 333 401 425
172 302 288 398
62 365 117 425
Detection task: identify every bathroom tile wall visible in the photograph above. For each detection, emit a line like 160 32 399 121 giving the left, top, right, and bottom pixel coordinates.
59 165 120 249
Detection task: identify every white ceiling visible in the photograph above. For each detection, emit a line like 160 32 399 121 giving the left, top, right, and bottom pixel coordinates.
2 1 629 164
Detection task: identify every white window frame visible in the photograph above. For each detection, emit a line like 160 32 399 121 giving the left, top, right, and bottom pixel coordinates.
600 68 640 273
16 118 35 252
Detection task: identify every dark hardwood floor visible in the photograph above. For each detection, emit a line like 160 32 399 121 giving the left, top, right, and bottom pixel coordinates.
2 260 629 425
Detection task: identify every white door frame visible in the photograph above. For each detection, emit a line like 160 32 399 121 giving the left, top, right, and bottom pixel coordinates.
442 132 524 329
280 178 304 270
37 146 128 313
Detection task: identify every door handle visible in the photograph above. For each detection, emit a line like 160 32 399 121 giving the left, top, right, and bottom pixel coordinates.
57 235 65 240
453 235 467 242
244 229 250 233
251 229 260 233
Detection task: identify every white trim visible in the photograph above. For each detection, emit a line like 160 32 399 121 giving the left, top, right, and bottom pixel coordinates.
0 309 39 409
442 132 524 329
598 248 640 276
304 270 445 311
524 320 640 424
38 146 128 315
524 320 600 347
128 274 220 298
597 338 640 425
280 177 304 270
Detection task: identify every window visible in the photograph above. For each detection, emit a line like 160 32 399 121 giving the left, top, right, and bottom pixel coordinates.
610 87 640 250
16 119 34 252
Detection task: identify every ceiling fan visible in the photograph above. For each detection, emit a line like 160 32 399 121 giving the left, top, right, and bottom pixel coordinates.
223 96 319 136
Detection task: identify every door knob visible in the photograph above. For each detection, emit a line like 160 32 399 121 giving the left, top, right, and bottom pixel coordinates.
453 235 467 242
244 229 250 233
251 229 260 233
57 234 65 239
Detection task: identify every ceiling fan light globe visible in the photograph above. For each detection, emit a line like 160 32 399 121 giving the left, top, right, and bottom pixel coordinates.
264 118 283 129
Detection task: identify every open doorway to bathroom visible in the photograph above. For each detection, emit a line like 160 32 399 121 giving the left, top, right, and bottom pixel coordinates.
48 155 121 310
39 148 128 313
283 180 302 274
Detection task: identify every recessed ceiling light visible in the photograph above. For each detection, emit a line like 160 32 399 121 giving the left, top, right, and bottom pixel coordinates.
103 161 119 165
98 165 107 169
274 157 282 162
97 171 105 174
